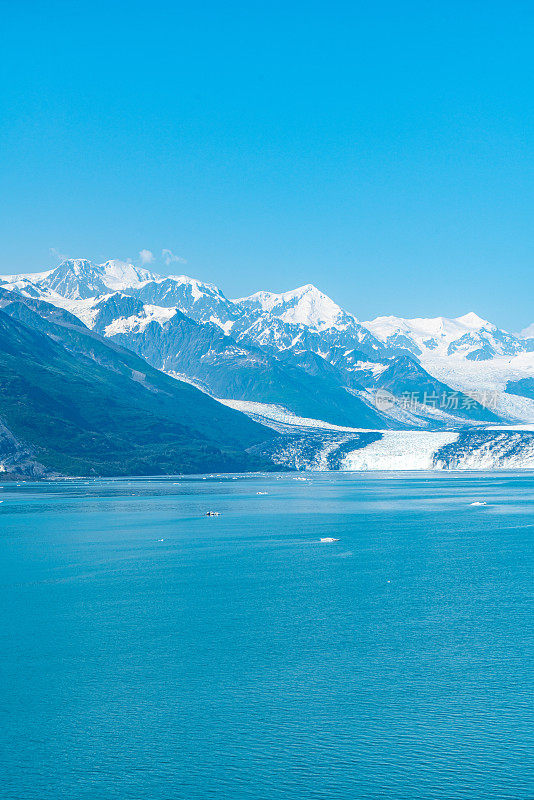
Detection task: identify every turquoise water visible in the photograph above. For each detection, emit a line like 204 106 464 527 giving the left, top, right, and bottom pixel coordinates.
0 472 532 799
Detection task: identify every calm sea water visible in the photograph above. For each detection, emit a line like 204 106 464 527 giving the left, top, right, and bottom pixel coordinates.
0 472 532 800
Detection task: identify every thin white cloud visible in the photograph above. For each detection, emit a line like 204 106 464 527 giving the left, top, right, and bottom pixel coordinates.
50 247 68 262
139 249 154 265
162 248 187 266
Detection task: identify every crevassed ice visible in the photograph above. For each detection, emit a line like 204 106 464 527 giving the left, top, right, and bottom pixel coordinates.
342 431 460 471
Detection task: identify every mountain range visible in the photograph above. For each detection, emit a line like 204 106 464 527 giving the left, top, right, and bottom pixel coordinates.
0 258 532 475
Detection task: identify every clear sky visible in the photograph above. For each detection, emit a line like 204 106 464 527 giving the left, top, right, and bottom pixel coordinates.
1 1 533 330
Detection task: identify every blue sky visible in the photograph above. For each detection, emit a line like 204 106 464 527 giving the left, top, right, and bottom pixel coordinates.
2 1 533 329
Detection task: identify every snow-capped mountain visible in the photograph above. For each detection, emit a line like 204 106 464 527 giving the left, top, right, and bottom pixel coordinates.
235 284 355 331
364 312 525 360
361 311 534 423
15 258 156 299
1 257 532 431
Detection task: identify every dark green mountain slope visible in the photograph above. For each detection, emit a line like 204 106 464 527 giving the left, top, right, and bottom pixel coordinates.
0 291 273 476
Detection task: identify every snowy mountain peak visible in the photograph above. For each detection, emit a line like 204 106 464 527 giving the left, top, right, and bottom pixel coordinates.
98 260 156 289
283 283 321 298
363 311 526 365
364 313 493 342
166 273 217 289
236 284 354 331
455 312 491 330
7 258 160 301
58 258 93 275
160 274 227 302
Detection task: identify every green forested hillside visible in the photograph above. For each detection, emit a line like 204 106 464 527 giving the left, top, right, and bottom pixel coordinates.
0 292 273 476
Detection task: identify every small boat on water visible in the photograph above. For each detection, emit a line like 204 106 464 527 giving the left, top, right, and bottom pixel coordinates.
320 537 339 543
205 511 220 517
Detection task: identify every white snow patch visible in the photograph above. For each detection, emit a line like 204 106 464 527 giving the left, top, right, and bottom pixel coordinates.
210 316 233 334
104 305 176 335
352 361 389 377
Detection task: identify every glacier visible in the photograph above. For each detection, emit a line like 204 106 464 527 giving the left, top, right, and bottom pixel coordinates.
251 423 534 471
